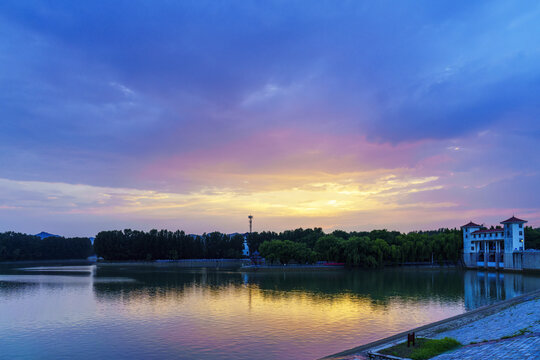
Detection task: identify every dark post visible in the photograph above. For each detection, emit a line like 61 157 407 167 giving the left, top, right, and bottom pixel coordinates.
407 332 416 347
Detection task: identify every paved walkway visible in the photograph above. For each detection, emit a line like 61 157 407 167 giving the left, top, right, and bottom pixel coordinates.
424 298 540 344
432 333 540 360
323 293 540 360
425 297 540 359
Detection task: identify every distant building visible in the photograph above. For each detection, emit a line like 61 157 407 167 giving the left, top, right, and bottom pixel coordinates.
461 216 539 271
242 236 250 257
228 232 250 257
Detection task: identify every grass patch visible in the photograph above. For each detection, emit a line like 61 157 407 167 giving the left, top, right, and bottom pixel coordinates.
379 337 461 360
500 327 532 339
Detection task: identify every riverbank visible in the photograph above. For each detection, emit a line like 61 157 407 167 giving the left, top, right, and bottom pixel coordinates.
240 264 345 272
0 259 94 266
98 258 250 268
0 258 250 269
99 261 346 271
322 288 540 360
0 259 456 271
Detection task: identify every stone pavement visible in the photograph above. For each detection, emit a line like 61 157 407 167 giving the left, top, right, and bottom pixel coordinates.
432 333 540 360
425 297 540 359
323 293 540 360
424 298 540 344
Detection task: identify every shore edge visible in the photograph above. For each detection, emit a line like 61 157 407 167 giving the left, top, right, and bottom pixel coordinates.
320 287 540 359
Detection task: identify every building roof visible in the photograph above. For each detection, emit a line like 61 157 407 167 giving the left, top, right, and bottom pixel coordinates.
461 221 481 228
500 216 527 224
471 228 504 234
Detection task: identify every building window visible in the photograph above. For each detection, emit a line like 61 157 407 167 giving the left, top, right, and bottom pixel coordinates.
471 246 474 251
465 234 468 238
519 224 523 228
520 239 523 242
519 231 523 235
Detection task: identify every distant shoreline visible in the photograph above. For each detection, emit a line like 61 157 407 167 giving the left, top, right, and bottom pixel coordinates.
0 259 94 266
0 258 461 271
97 258 249 268
240 264 346 272
0 259 456 265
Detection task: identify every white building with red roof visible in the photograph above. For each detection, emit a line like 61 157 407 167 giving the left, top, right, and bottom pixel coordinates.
462 216 527 270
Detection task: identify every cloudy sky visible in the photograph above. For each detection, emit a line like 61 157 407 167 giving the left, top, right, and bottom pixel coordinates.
1 1 539 236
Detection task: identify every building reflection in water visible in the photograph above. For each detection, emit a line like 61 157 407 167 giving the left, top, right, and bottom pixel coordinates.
91 267 540 312
2 265 540 360
463 270 540 310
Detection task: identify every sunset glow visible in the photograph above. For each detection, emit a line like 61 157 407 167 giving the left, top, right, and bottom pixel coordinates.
1 1 539 236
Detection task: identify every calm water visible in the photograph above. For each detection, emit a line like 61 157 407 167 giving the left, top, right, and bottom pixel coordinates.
1 265 539 360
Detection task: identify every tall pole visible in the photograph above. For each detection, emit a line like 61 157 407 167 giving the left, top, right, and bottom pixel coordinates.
248 215 253 234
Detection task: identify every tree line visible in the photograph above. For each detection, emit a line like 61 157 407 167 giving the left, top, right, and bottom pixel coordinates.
253 227 540 267
2 226 539 265
252 228 463 267
0 232 93 261
93 229 245 260
525 226 540 249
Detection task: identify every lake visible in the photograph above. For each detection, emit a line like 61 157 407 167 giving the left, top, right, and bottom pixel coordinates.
1 264 539 360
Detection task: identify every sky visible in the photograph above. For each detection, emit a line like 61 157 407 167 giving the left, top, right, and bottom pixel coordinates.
1 0 540 237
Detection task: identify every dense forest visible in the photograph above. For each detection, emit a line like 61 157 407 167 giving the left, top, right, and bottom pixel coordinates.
252 228 462 267
93 229 245 260
253 226 540 267
91 227 462 266
0 232 93 261
2 226 539 266
525 226 540 249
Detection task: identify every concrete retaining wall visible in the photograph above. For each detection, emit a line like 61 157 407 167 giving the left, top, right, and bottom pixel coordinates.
523 251 540 271
464 251 540 271
464 253 476 268
99 259 250 268
512 252 523 270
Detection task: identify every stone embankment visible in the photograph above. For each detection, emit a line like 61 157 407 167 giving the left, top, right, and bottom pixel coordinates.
322 289 540 360
240 264 345 272
98 259 250 268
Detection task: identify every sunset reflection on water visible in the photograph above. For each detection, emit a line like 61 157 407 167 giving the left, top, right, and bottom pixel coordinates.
1 266 539 360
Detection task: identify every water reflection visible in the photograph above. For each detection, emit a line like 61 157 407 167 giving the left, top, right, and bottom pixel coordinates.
0 265 539 360
463 271 540 310
92 267 467 307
